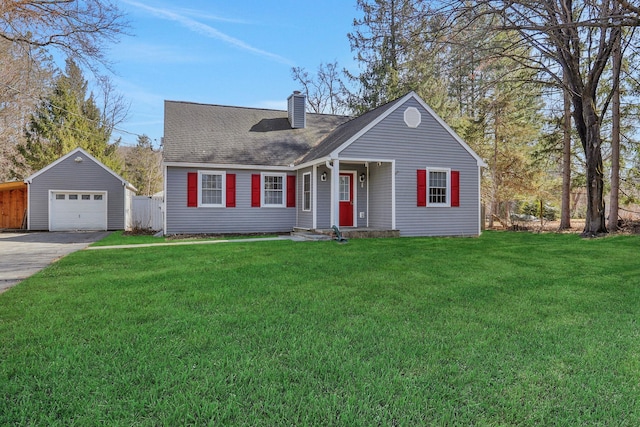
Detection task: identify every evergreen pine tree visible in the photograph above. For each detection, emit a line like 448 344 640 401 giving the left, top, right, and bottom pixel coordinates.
18 58 121 174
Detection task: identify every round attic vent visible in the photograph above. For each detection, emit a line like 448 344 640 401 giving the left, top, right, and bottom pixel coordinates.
404 107 421 128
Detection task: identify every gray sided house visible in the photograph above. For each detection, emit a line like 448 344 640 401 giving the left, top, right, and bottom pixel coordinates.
25 147 136 231
163 91 486 237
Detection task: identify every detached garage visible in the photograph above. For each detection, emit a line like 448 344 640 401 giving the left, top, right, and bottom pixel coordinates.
25 147 136 231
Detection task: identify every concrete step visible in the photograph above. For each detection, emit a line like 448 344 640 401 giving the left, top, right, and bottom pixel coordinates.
290 229 333 241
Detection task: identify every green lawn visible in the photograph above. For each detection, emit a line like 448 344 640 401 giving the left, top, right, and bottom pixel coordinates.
91 230 280 246
1 232 639 425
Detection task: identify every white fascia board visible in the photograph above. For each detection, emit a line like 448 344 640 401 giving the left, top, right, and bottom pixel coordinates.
329 91 488 168
329 92 416 159
26 147 137 188
336 157 395 164
163 161 293 171
409 94 488 168
294 156 331 171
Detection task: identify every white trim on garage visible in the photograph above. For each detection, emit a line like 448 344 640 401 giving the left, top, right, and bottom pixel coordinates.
48 190 108 231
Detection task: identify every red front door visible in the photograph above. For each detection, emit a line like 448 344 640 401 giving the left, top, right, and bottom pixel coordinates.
339 173 354 226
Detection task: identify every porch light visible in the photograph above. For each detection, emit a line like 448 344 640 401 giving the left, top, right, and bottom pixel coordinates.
321 172 327 181
359 173 366 182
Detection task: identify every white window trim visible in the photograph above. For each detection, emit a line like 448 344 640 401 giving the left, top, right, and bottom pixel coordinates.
198 170 226 207
426 167 451 207
302 172 311 212
261 172 287 208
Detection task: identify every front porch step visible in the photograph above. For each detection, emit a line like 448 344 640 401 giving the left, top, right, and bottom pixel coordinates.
293 227 399 240
290 228 333 241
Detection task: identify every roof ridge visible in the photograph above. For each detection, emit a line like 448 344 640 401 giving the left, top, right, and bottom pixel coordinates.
164 99 352 119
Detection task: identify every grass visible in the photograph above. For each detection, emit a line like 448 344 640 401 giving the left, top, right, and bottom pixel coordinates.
1 232 639 425
91 230 280 246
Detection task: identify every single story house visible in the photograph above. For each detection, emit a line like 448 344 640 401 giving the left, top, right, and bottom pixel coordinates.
163 91 486 237
25 147 136 231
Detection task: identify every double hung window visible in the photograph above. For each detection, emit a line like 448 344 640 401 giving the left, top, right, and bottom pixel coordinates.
199 171 225 207
262 173 286 207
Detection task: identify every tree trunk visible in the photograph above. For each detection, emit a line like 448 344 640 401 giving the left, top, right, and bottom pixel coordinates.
608 32 622 232
559 73 572 230
580 97 607 236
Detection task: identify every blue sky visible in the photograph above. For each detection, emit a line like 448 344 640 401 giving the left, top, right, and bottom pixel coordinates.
104 0 361 147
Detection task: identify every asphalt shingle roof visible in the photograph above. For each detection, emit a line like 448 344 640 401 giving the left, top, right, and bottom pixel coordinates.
163 101 352 166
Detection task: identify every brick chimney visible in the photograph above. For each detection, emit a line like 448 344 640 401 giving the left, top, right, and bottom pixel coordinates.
287 91 306 129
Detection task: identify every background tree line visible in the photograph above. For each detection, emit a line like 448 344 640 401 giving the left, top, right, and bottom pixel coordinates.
293 0 640 236
3 1 639 209
0 0 161 195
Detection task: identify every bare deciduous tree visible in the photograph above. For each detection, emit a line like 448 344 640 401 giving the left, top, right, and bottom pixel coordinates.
0 40 52 181
0 0 128 73
444 0 640 236
291 62 350 115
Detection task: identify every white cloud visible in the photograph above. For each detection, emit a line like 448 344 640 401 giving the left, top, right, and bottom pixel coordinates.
122 0 293 65
175 8 251 25
116 42 205 64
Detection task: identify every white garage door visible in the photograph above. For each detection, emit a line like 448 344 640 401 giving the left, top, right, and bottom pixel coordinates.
50 191 108 231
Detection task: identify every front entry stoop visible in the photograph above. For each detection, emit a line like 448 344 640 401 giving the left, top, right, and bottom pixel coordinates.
292 227 399 240
290 228 333 241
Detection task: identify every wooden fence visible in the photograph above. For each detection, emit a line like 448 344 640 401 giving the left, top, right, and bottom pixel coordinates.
0 182 27 229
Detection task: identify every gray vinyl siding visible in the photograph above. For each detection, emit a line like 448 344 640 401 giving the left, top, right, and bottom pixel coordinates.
368 162 393 229
29 155 126 230
166 167 296 234
287 93 306 129
340 98 481 236
315 165 332 229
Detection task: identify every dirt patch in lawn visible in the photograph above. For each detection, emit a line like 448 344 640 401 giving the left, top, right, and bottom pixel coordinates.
487 218 640 235
164 232 290 241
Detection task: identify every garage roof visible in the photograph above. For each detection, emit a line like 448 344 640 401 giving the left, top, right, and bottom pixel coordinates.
0 181 27 191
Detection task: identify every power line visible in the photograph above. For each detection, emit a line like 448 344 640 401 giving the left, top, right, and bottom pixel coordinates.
1 81 147 143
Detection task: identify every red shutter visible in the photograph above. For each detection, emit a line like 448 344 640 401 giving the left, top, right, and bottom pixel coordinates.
286 175 296 207
251 174 261 207
187 172 198 207
226 173 236 207
451 170 460 207
417 169 427 207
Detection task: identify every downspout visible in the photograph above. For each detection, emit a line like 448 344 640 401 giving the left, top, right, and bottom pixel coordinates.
365 162 369 228
312 164 318 229
333 159 340 228
25 179 31 231
163 163 167 235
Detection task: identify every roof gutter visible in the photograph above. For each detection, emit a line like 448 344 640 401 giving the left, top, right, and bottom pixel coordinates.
293 156 331 171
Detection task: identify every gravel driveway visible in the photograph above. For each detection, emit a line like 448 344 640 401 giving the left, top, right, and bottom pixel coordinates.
0 231 111 293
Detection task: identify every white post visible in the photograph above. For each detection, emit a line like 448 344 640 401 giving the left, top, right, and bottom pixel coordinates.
312 164 317 229
332 159 340 227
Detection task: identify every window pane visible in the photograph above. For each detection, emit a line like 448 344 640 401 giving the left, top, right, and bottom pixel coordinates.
263 175 283 205
94 195 103 200
303 174 311 211
56 194 65 200
82 195 91 200
69 194 78 200
339 176 350 202
201 174 222 205
429 171 447 204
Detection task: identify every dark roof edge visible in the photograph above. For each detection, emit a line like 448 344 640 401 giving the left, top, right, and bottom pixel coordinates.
164 99 352 119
